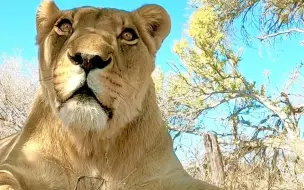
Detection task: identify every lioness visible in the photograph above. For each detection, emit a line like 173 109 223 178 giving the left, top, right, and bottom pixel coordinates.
0 1 222 190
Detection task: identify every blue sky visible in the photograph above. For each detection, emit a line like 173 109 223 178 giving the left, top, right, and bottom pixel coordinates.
0 0 189 71
1 1 303 127
0 0 302 88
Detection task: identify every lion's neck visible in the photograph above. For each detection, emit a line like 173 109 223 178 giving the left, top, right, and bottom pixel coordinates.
21 85 174 178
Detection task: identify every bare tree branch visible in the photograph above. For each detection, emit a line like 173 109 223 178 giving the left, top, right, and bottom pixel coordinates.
258 28 304 41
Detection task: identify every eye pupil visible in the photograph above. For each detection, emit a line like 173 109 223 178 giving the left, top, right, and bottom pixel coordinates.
120 28 138 43
60 23 71 32
56 18 72 34
123 32 132 40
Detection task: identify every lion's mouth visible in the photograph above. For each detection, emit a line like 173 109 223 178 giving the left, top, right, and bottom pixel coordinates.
71 84 113 119
73 84 95 97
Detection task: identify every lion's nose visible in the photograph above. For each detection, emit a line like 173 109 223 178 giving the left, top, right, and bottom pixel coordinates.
68 52 112 73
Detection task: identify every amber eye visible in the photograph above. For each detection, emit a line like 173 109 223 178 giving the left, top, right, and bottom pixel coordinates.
55 18 72 35
120 28 138 44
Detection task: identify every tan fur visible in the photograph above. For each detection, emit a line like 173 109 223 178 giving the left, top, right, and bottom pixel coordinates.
0 1 222 189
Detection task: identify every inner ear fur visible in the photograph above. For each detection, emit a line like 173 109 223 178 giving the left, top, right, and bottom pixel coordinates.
133 4 171 51
36 0 61 44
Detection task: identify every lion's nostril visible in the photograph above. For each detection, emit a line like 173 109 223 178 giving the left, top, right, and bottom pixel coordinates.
92 56 112 69
90 55 103 67
68 52 83 65
68 52 112 72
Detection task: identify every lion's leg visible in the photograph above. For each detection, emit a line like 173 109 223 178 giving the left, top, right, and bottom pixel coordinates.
0 185 15 190
0 170 21 190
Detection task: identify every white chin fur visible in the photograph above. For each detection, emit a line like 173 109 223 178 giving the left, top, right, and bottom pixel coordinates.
59 98 108 131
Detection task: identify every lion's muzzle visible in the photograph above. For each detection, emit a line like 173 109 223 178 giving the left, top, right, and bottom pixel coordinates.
52 33 117 129
67 33 114 74
68 52 112 74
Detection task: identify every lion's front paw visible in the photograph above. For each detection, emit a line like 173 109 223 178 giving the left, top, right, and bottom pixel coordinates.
0 185 15 190
0 170 21 190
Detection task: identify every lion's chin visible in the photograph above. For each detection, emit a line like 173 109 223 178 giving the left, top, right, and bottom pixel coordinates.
58 97 108 131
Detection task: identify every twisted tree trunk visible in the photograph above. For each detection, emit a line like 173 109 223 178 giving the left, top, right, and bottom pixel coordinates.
204 133 225 187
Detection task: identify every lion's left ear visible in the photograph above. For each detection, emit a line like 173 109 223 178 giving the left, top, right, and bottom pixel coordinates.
133 5 171 51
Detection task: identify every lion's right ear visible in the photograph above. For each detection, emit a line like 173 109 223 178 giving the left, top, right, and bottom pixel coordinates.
36 0 61 44
133 5 171 52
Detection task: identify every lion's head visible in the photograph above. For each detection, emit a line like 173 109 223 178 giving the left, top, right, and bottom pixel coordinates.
36 1 171 136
